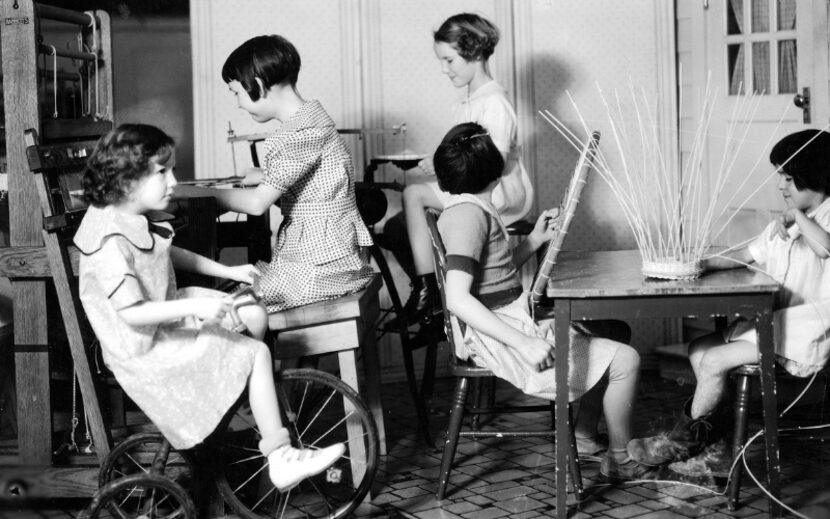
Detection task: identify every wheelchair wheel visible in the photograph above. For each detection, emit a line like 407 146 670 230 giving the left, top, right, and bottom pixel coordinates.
98 432 194 518
85 473 195 519
215 368 378 519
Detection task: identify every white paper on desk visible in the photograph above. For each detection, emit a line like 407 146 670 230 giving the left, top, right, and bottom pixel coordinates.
774 300 830 372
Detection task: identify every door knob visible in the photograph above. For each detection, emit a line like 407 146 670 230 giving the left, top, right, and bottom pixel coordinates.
793 87 810 124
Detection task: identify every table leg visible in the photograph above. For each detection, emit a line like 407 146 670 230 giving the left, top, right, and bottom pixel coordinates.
554 300 572 519
755 305 782 517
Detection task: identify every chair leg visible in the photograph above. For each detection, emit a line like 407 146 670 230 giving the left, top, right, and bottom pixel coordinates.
421 339 438 403
471 378 483 430
437 376 469 500
728 372 752 511
371 243 432 446
567 405 584 501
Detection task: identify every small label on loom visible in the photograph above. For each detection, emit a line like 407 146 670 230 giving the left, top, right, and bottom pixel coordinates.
5 17 30 25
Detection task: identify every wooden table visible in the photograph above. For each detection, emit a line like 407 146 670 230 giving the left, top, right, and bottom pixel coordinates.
545 250 781 518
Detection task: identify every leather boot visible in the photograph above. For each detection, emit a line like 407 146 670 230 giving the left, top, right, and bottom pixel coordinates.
385 273 442 330
405 273 441 325
627 398 718 467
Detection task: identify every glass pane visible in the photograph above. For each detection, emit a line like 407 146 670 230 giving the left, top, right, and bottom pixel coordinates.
778 40 797 93
728 44 745 95
777 0 796 30
752 42 770 94
727 0 743 35
751 0 769 32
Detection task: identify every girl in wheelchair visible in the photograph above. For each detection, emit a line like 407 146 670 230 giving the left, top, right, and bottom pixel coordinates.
74 123 344 492
432 122 651 481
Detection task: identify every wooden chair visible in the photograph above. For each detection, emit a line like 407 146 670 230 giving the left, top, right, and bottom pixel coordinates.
266 272 388 487
727 362 830 510
426 210 583 501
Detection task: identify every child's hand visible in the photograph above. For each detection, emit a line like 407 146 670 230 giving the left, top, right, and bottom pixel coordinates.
532 207 563 241
226 264 260 285
241 167 264 186
517 337 556 372
193 296 233 323
771 209 801 240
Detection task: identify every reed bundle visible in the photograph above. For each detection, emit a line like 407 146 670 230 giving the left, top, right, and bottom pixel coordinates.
540 82 779 280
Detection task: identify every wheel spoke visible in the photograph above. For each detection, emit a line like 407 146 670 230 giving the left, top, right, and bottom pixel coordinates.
233 459 269 495
250 481 279 511
306 409 356 448
126 452 149 474
298 387 337 440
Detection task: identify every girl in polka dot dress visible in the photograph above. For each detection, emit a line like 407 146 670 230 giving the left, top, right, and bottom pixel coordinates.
176 35 374 313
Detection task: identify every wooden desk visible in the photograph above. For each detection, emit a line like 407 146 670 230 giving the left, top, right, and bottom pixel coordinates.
545 250 781 518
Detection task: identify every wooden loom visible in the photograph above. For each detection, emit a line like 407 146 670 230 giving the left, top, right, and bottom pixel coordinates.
0 0 114 498
530 131 601 308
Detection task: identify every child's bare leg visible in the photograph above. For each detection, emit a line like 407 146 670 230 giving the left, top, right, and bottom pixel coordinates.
600 343 640 454
403 183 443 276
573 382 604 439
248 343 283 439
689 339 757 419
597 343 653 481
238 302 268 341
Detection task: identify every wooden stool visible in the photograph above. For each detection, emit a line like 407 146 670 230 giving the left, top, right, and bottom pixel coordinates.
727 363 830 510
267 274 387 473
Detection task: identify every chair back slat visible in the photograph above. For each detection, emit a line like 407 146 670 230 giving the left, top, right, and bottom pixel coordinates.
425 208 468 353
530 131 601 311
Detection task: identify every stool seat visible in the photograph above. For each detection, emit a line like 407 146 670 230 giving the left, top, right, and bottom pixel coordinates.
268 274 382 332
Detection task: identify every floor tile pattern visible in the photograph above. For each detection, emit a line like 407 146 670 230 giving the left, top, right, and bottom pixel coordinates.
2 372 829 518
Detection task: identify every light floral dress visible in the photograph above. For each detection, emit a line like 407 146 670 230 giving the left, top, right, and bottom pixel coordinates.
257 100 374 313
75 205 263 449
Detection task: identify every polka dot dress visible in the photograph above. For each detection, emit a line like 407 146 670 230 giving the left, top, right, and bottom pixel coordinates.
257 100 374 313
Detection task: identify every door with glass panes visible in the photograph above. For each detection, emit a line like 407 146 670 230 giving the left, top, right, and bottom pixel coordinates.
693 0 829 246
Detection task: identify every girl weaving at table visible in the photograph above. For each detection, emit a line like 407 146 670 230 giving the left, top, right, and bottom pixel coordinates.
433 122 652 481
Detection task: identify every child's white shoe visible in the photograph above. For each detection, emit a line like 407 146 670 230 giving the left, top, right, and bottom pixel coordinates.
267 443 346 492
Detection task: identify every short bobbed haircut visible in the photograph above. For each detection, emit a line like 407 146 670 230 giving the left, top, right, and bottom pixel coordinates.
434 13 499 62
82 124 174 207
221 34 301 101
769 129 830 194
434 122 504 195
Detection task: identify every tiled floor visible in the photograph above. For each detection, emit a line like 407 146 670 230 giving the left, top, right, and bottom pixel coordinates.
2 371 830 518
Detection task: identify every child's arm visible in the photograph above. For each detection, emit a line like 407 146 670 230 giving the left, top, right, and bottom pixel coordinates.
170 246 258 284
512 208 561 268
173 182 282 216
775 208 830 258
118 296 232 327
703 246 755 271
445 270 555 371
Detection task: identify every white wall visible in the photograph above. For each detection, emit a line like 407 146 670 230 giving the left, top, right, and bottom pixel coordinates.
191 0 677 375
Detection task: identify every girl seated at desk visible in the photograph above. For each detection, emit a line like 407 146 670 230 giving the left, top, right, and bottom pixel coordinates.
175 34 374 313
